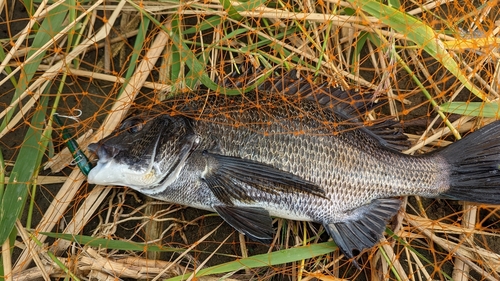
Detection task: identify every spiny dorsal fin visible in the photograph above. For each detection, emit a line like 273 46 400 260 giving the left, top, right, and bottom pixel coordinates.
219 67 410 151
362 119 411 151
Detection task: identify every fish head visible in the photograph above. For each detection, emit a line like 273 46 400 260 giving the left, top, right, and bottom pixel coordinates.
87 113 200 191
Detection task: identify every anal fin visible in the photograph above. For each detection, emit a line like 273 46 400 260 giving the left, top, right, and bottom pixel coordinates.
213 205 274 243
324 198 401 268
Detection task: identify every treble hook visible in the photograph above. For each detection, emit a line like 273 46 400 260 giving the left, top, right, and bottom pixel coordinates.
53 110 93 176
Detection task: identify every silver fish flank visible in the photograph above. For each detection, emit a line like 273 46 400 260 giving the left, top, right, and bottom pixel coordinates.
87 70 500 265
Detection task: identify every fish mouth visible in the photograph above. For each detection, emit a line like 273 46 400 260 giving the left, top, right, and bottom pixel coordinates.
87 135 163 188
87 142 119 164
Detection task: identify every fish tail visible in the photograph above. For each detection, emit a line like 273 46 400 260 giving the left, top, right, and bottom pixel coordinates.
438 121 500 204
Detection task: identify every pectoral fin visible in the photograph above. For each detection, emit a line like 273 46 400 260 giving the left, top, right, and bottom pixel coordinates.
213 205 274 243
324 198 401 268
202 152 325 204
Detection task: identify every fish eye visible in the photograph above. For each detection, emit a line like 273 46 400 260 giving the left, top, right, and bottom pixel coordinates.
128 123 143 134
121 117 144 134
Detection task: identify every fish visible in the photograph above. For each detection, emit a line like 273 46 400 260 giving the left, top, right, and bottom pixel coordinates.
87 69 500 267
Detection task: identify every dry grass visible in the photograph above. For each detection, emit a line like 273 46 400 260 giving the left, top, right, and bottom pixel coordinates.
0 0 499 280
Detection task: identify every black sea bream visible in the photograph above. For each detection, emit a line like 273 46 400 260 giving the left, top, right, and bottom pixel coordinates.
87 70 500 266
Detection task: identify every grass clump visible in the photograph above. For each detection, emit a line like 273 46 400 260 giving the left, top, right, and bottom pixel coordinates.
0 0 499 280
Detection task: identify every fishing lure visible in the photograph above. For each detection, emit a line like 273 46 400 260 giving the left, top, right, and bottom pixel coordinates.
53 112 92 176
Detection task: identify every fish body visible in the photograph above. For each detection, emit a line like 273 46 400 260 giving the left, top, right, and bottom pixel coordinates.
88 71 500 264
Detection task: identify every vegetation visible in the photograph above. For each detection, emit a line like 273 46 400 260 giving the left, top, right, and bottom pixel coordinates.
0 0 499 280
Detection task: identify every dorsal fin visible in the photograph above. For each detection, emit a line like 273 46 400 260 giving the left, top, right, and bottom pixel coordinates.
363 119 411 151
258 70 376 118
218 67 410 151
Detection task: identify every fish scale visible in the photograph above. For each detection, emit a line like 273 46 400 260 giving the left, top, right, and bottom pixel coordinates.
88 71 500 267
206 113 439 202
181 94 432 208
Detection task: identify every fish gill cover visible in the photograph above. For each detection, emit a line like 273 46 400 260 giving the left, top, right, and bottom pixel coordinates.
0 0 500 280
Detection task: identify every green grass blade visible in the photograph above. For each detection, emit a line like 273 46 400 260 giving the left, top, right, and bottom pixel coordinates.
219 0 268 21
170 14 183 90
166 242 338 281
440 102 500 118
119 16 150 97
387 0 401 9
220 0 243 21
30 232 80 280
184 16 223 35
349 0 487 101
0 42 18 88
351 31 369 74
0 149 4 277
0 4 68 132
234 0 269 11
0 3 68 246
0 95 50 245
0 148 4 199
367 33 462 139
127 1 241 94
385 228 453 280
41 232 186 253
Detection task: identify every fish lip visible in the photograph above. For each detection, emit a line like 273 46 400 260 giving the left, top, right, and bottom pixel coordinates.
87 126 160 159
88 121 174 188
87 142 99 154
88 142 122 164
87 142 161 187
87 142 105 159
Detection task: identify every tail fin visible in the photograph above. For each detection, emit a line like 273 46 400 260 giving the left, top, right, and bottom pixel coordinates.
439 121 500 204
